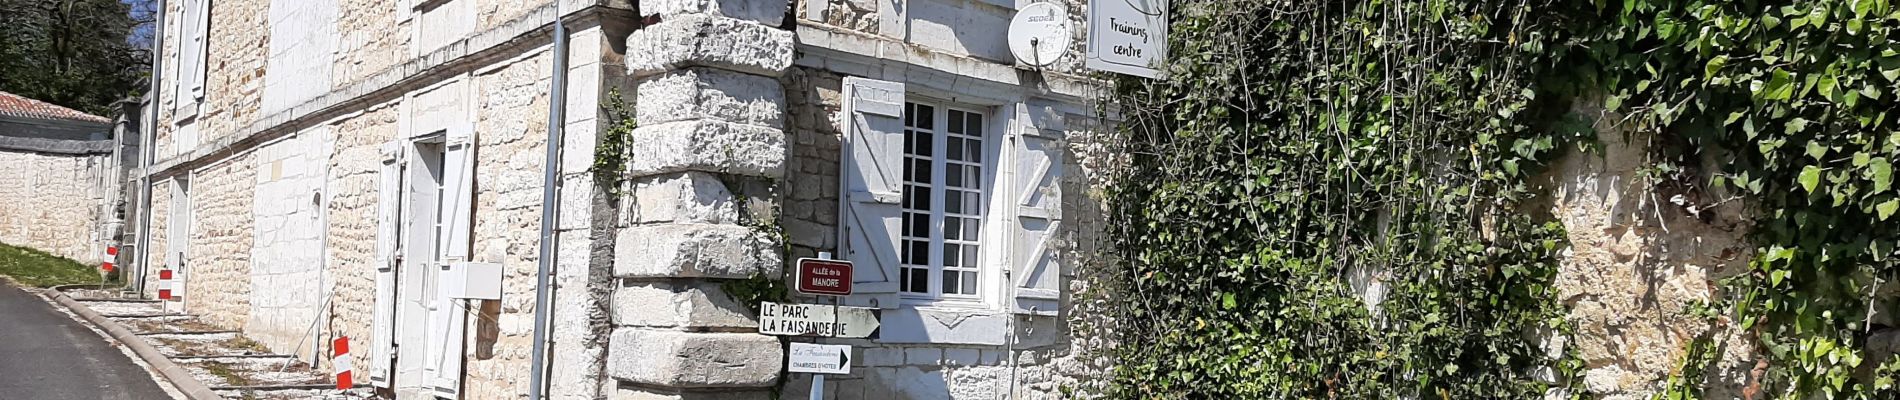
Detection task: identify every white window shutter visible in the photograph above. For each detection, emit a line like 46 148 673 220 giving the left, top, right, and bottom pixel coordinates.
368 141 403 387
188 0 210 101
838 77 905 309
1010 104 1065 316
429 135 472 394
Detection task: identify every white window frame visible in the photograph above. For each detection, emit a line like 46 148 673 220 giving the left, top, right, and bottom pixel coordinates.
897 99 999 306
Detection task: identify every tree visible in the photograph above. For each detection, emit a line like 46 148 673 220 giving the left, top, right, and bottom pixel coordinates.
0 0 149 117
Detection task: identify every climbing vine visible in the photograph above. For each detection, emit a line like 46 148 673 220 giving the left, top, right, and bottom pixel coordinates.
1558 0 1900 396
1101 0 1900 397
595 87 637 193
1100 0 1585 397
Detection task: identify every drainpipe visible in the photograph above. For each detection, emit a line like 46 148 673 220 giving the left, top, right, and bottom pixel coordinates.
134 0 167 298
526 1 569 398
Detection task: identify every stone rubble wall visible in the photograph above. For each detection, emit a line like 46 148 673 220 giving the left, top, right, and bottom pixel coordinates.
198 0 271 152
333 0 412 88
1534 101 1759 400
0 149 114 263
320 103 401 370
188 152 258 329
144 178 172 296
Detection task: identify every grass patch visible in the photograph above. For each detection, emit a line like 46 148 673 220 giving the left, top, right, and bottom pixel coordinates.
0 242 112 288
200 360 253 386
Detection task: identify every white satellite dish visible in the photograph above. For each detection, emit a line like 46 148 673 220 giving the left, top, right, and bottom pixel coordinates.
1007 2 1072 67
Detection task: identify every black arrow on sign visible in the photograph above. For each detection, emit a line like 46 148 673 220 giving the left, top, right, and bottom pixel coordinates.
838 347 850 367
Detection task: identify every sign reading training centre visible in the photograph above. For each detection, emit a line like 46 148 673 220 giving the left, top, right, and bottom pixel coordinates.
758 302 881 339
1086 0 1169 78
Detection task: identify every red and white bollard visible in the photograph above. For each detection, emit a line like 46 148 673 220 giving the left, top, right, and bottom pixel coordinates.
332 337 353 390
157 269 177 301
100 246 117 272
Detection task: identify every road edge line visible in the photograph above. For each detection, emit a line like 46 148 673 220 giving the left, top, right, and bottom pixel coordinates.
44 289 224 400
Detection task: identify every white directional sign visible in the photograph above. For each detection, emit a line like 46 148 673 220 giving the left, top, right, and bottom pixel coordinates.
788 343 852 375
1086 0 1169 78
758 302 881 339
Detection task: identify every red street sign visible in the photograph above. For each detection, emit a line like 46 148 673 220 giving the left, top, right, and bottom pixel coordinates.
795 258 853 296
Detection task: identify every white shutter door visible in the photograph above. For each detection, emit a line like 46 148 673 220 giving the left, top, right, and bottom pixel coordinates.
368 142 402 387
1010 105 1064 316
187 0 210 100
429 137 472 394
838 77 905 309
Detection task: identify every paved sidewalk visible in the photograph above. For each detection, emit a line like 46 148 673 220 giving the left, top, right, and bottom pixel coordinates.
0 282 172 400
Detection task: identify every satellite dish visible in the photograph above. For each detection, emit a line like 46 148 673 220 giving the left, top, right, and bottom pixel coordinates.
1007 2 1072 67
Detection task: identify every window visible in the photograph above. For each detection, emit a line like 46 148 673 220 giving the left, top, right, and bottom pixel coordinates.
899 101 987 300
173 0 210 110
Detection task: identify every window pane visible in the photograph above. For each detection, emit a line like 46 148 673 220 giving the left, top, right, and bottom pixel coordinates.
967 114 983 136
908 212 929 237
900 267 911 291
944 243 960 266
909 241 929 265
913 159 932 183
915 104 934 129
964 192 980 214
964 166 980 189
944 218 961 240
947 137 964 161
960 271 978 294
966 139 981 161
942 270 960 295
909 267 929 293
946 166 964 188
948 110 964 134
945 190 962 214
963 245 978 268
965 217 980 239
915 131 933 156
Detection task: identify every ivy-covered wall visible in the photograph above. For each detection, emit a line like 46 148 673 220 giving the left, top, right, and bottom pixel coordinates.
1095 0 1900 398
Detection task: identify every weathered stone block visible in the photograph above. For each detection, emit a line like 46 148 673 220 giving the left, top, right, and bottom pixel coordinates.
640 0 790 25
608 329 783 388
625 14 795 77
612 386 774 400
637 68 786 129
613 223 782 279
626 172 741 226
625 120 786 179
612 280 756 328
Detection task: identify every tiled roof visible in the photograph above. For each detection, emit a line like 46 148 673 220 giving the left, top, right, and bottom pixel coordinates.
0 91 110 124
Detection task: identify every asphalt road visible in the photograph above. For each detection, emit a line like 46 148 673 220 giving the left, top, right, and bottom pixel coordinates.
0 283 172 400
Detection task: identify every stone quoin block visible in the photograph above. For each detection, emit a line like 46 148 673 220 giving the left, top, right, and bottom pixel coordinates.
624 14 795 78
612 280 756 329
613 223 782 279
611 386 774 400
624 120 786 179
625 172 742 226
637 68 788 129
640 0 791 25
608 329 783 388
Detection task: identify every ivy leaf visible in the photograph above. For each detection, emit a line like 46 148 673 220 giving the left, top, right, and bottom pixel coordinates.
1758 70 1795 101
1786 118 1812 134
1879 199 1899 221
1806 141 1828 160
1221 292 1237 310
1873 158 1893 193
1705 56 1728 81
1801 165 1824 193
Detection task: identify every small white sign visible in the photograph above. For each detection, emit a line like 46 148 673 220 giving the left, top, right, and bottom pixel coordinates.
758 302 882 339
788 343 852 375
1086 0 1168 78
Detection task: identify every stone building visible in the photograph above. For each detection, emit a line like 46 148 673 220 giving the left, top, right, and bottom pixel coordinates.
0 91 125 265
133 0 1115 399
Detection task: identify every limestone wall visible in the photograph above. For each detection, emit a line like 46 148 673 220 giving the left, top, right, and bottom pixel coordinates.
189 152 258 329
320 103 400 367
461 46 554 400
0 150 113 263
247 129 338 354
198 0 270 148
1534 102 1759 400
144 178 172 295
